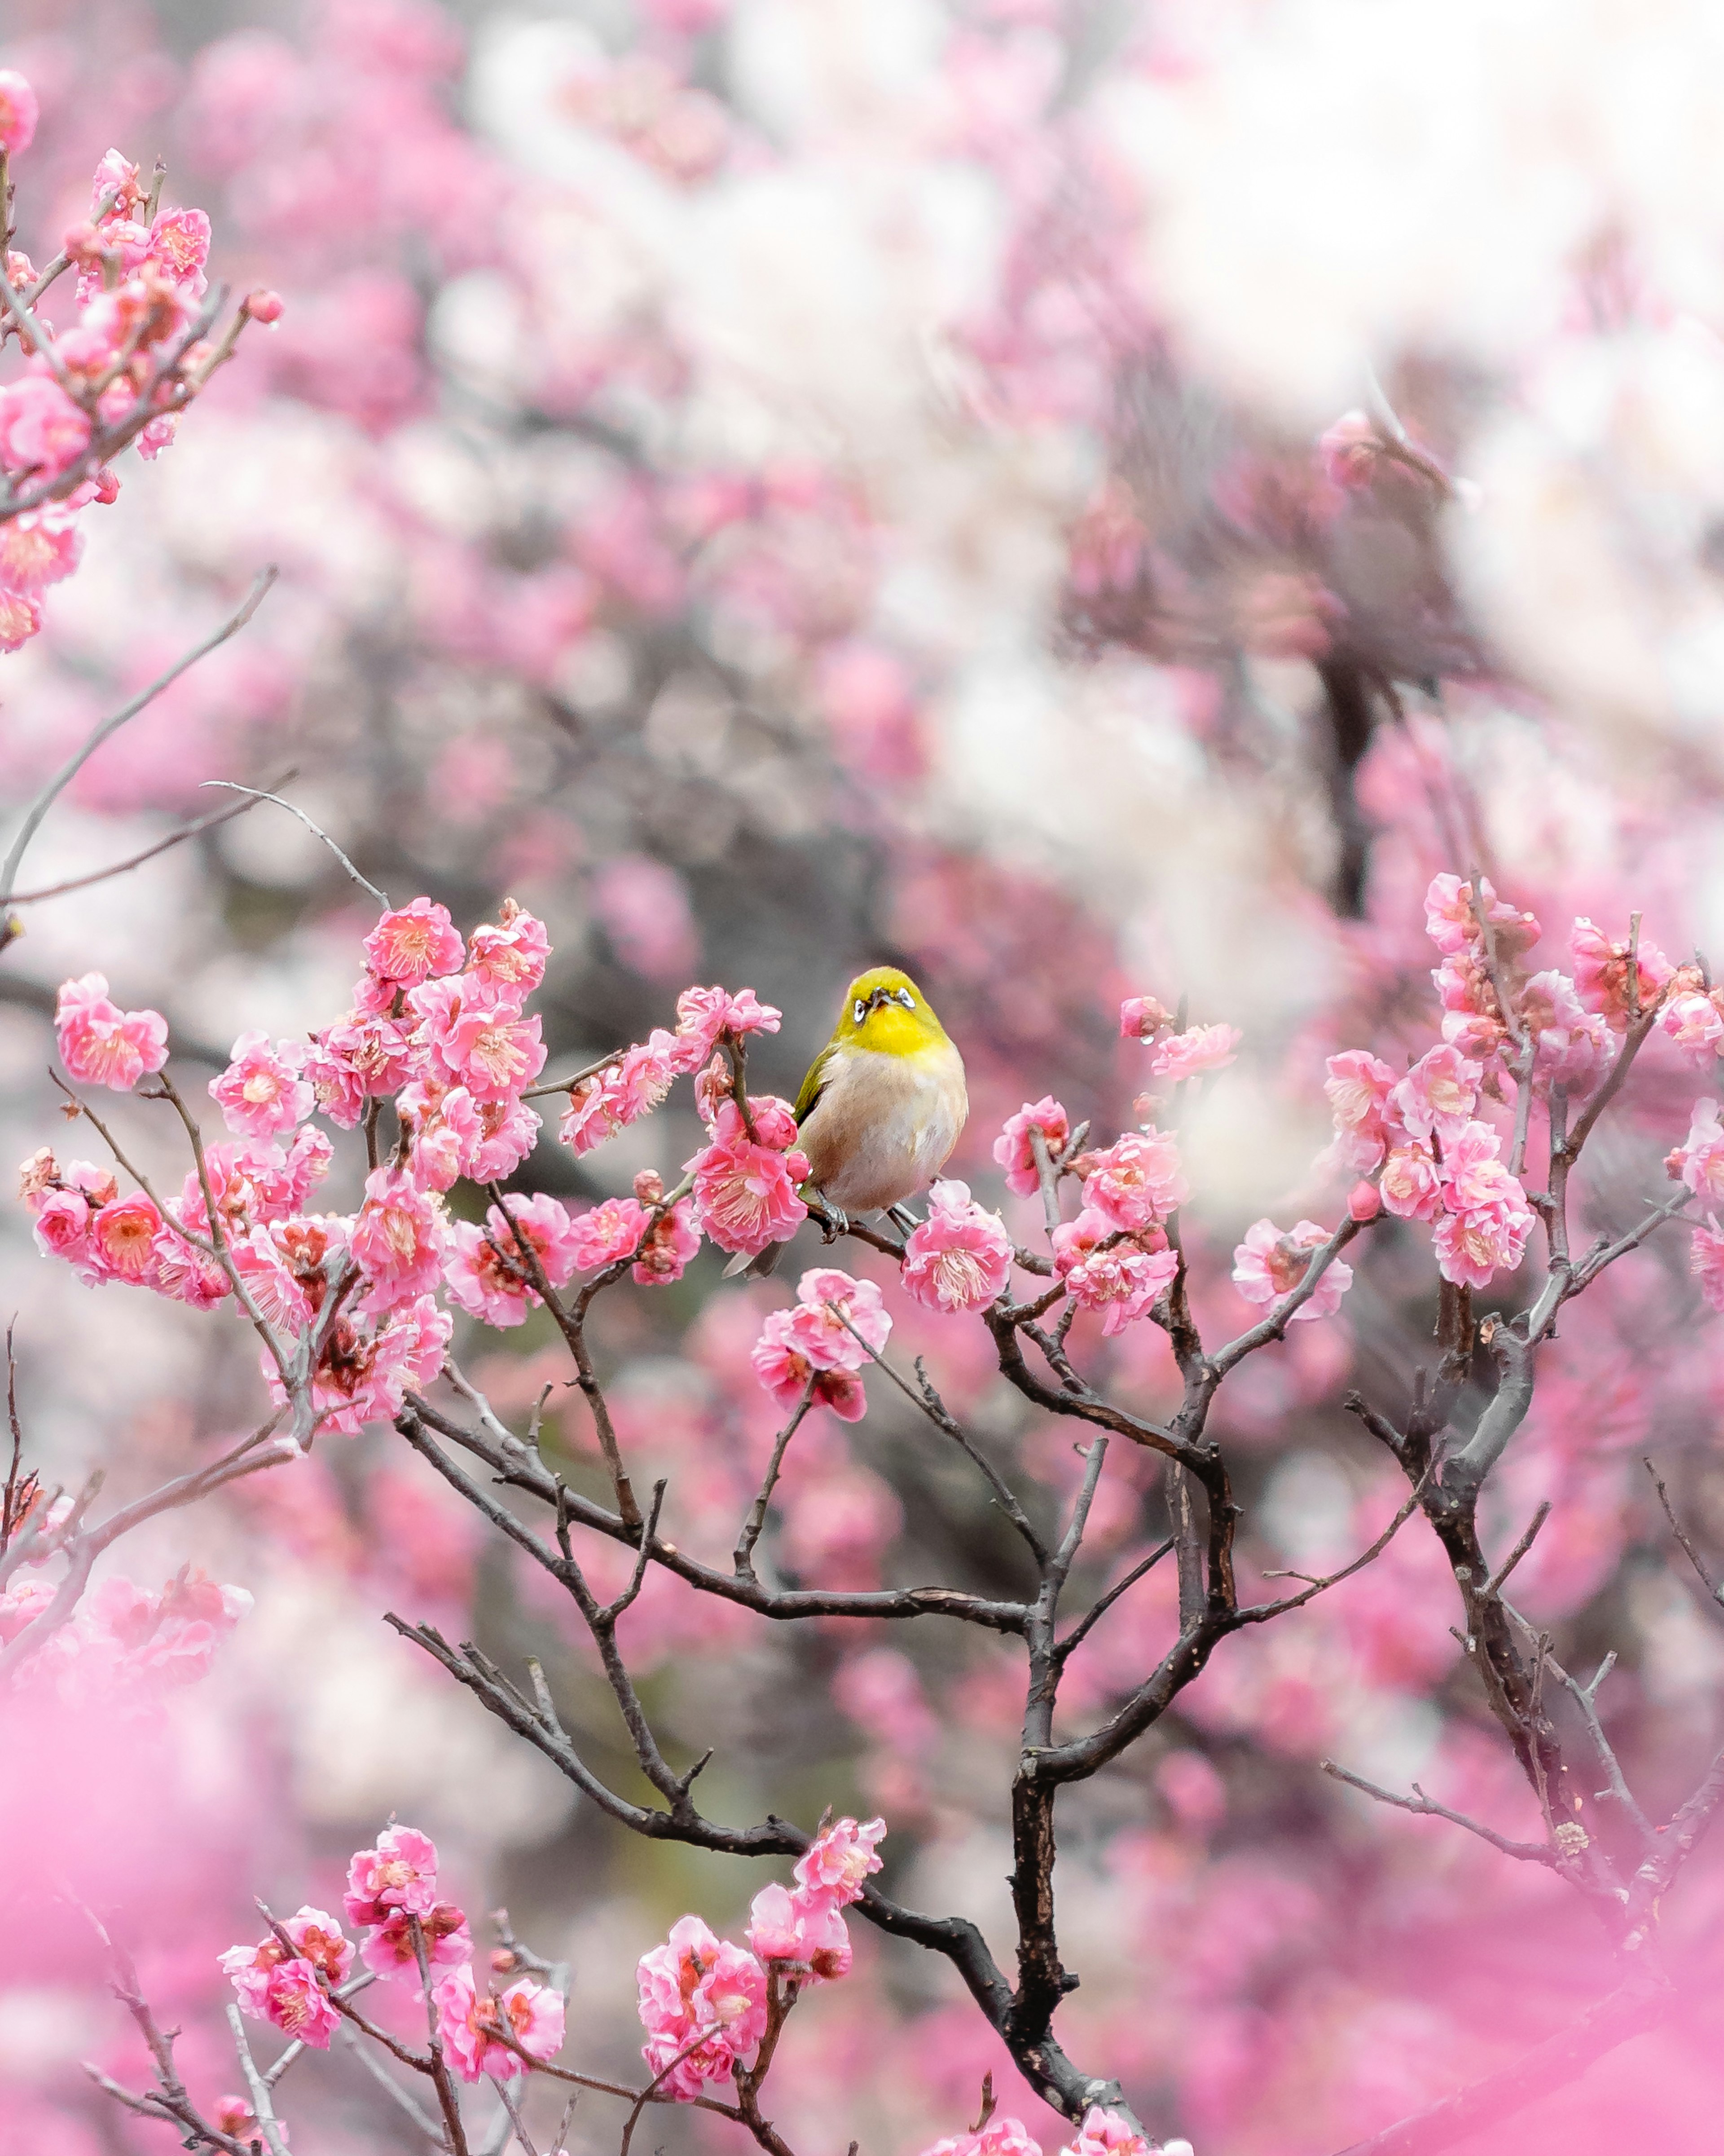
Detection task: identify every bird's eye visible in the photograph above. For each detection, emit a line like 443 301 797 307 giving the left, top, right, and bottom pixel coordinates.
896 987 915 1008
853 999 868 1025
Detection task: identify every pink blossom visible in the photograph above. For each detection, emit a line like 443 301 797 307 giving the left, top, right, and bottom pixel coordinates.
1324 1049 1400 1172
466 899 550 996
436 1005 545 1102
0 375 92 482
786 1267 891 1368
594 854 698 980
672 984 783 1071
243 288 285 325
1379 1143 1441 1222
220 1909 349 2050
751 1309 868 1421
631 1198 702 1285
0 587 41 650
993 1096 1071 1198
689 1128 809 1258
1231 1219 1351 1322
792 1815 886 1907
1691 1220 1724 1312
1423 872 1539 958
1059 2110 1153 2156
209 1032 313 1137
1661 990 1724 1063
1387 1045 1481 1146
435 1964 565 2082
0 510 83 594
1517 970 1612 1089
559 1068 631 1154
901 1182 1013 1313
1669 1098 1724 1205
744 1883 853 1981
145 207 211 291
32 1188 92 1265
465 1095 542 1182
614 1031 681 1120
1119 994 1173 1042
1570 917 1674 1028
344 1825 441 1925
305 1018 415 1127
87 1194 164 1287
352 1166 447 1310
636 1915 768 2099
1080 1128 1189 1233
919 2122 1046 2156
1149 1023 1241 1081
1052 1208 1178 1335
1347 1180 1382 1222
569 1196 650 1270
0 71 39 156
1438 1120 1525 1215
445 1194 581 1325
365 898 465 985
54 974 168 1091
360 1902 473 1980
1432 1201 1533 1289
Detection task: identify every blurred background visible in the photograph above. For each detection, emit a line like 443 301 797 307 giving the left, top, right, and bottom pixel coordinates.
5 0 1724 2150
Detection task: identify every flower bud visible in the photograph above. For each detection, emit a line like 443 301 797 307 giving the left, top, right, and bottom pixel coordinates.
633 1168 665 1205
0 72 39 158
243 287 285 325
1347 1179 1381 1222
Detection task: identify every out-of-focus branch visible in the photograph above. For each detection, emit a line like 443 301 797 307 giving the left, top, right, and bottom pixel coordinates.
1320 1761 1561 1868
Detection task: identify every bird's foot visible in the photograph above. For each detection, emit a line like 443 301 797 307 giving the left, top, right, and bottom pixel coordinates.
885 1202 920 1235
818 1200 850 1243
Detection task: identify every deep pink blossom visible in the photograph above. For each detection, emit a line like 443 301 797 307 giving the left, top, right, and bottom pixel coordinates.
785 1267 891 1368
210 1032 313 1137
993 1096 1071 1198
1231 1219 1351 1321
0 71 39 156
751 1308 868 1420
744 1883 853 1981
54 974 168 1091
33 1188 93 1265
466 899 550 996
1080 1129 1189 1232
365 898 465 985
636 1914 768 2100
435 1964 565 2082
689 1127 809 1258
569 1196 650 1271
792 1815 886 1907
901 1182 1012 1313
360 1902 473 1980
445 1193 582 1325
87 1194 165 1287
631 1197 702 1285
220 1909 350 2051
352 1166 447 1310
1060 2109 1157 2156
1387 1045 1482 1146
1149 1023 1241 1080
343 1826 440 1926
672 984 783 1071
435 1005 545 1101
1571 917 1674 1028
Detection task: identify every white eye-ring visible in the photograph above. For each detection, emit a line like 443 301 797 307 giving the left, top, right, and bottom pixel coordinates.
895 987 915 1008
854 998 869 1024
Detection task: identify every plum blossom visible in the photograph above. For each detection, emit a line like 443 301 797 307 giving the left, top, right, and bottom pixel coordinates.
1424 873 1539 959
1080 1128 1189 1232
363 897 465 985
917 2123 1045 2156
434 1964 564 2082
360 1901 473 1981
1324 1049 1400 1172
1053 1208 1178 1334
793 1815 886 1906
1149 1023 1241 1080
744 1883 852 1980
54 974 168 1091
1432 1201 1533 1290
466 899 550 996
1388 1045 1482 1146
1661 989 1724 1063
1379 1142 1442 1222
435 1003 545 1101
0 71 39 155
902 1183 1012 1314
220 1908 351 2050
672 984 783 1070
1571 917 1675 1028
630 1196 702 1285
1231 1220 1351 1322
444 1191 582 1325
305 1017 415 1126
352 1166 447 1310
209 1032 313 1137
87 1194 165 1287
1691 1221 1724 1313
688 1116 809 1258
1668 1098 1724 1205
784 1267 891 1366
1118 994 1173 1042
994 1096 1071 1198
636 1914 769 2101
344 1826 440 1925
752 1308 866 1420
1517 970 1612 1091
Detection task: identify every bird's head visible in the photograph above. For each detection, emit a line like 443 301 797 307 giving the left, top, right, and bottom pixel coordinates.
834 967 950 1056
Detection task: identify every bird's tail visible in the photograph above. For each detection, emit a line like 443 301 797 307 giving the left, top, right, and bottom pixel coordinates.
722 1240 786 1281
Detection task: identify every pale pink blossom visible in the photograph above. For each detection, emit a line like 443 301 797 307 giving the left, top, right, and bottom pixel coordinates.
0 588 40 650
1661 990 1724 1063
792 1815 886 1907
689 1129 809 1258
435 1964 565 2082
1433 1201 1533 1289
1052 1209 1178 1335
1324 1049 1400 1172
0 509 83 594
305 1018 414 1127
614 1030 680 1119
744 1883 852 1981
352 1166 446 1310
901 1182 1013 1314
398 1078 475 1190
0 71 39 156
1379 1143 1442 1222
569 1196 649 1271
1118 994 1173 1043
344 1826 440 1926
1059 2109 1153 2156
360 1902 473 1980
1570 917 1674 1029
0 375 92 482
751 1309 868 1421
993 1096 1071 1198
1318 407 1380 490
1670 1098 1724 1205
786 1268 891 1368
1387 1045 1481 1146
1231 1219 1351 1322
1439 1120 1526 1215
364 897 465 985
671 984 783 1071
918 2121 1046 2156
1517 970 1612 1089
209 1032 313 1137
1080 1129 1189 1233
1149 1023 1241 1081
1690 1220 1724 1313
1423 872 1539 959
54 974 168 1091
466 899 550 996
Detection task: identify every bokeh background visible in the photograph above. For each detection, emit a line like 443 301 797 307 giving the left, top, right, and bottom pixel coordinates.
5 0 1724 2150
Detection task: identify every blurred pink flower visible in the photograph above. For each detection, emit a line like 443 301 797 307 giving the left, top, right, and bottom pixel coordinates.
1571 917 1673 1028
1231 1219 1350 1321
1149 1023 1240 1081
593 855 698 982
1080 1129 1189 1233
994 1096 1071 1197
0 70 39 155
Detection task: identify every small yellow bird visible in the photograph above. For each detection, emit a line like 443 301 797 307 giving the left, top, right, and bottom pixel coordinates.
727 965 968 1277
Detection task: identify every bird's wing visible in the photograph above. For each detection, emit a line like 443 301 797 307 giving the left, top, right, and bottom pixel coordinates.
794 1042 841 1124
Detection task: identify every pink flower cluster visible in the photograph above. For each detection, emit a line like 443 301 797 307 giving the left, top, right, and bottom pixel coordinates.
0 1566 251 1702
1232 1219 1351 1322
915 2105 1192 2156
562 983 779 1156
902 1182 1013 1313
1323 1040 1536 1290
688 1093 809 1260
994 1095 1071 1197
636 1815 882 2101
1030 1120 1191 1334
54 974 168 1091
220 1907 352 2050
1118 995 1240 1083
752 1267 892 1421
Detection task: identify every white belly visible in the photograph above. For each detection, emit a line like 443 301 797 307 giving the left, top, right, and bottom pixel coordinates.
800 1045 967 1212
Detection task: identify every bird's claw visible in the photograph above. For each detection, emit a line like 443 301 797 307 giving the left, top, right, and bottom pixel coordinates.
886 1203 920 1235
818 1202 849 1243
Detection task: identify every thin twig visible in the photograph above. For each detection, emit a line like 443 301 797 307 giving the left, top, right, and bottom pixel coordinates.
199 782 388 907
